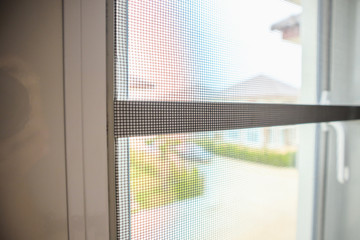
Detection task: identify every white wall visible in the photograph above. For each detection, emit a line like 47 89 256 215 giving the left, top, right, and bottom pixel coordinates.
0 0 68 239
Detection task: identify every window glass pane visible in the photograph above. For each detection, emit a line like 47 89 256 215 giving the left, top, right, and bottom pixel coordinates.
114 0 360 239
124 125 304 240
126 0 316 104
113 0 330 239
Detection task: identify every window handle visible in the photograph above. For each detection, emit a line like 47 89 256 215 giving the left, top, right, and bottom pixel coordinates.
320 92 349 184
328 122 350 184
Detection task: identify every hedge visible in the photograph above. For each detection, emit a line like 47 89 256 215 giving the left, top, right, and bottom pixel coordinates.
195 139 296 167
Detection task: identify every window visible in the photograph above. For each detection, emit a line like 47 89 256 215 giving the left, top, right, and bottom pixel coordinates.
110 0 360 239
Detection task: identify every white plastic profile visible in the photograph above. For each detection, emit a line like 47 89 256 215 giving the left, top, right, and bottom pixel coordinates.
321 91 349 184
328 122 350 184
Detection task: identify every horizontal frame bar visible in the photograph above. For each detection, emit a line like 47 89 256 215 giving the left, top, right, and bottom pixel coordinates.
114 101 360 137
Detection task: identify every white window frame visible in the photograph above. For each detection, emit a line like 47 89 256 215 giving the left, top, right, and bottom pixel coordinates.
64 0 110 239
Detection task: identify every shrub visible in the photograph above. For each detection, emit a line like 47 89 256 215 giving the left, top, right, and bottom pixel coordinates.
130 148 204 211
195 139 296 167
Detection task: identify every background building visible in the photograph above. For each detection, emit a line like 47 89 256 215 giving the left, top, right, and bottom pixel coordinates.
220 75 299 151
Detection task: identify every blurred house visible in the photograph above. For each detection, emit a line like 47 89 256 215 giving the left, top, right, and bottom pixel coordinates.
128 1 193 102
271 14 301 44
221 75 299 103
271 0 301 44
288 0 300 3
220 75 299 151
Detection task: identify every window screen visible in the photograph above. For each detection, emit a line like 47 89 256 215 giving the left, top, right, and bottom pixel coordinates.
127 128 299 239
125 0 302 103
111 0 360 239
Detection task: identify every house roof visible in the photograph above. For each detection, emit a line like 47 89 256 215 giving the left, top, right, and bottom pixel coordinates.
284 0 301 5
271 14 301 43
222 75 299 99
271 14 300 32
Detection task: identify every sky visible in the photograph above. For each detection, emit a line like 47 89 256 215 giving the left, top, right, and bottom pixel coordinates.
124 0 303 100
201 0 302 90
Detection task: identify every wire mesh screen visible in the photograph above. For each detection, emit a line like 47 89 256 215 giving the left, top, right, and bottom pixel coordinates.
126 0 302 103
114 0 130 238
128 129 299 239
114 0 304 239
